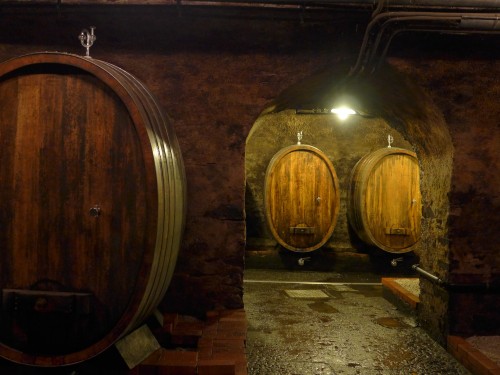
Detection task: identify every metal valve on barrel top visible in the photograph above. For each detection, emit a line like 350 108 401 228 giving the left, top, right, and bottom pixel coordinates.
79 26 97 58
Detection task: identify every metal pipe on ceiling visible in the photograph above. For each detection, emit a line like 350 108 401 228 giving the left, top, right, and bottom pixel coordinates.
183 0 499 9
371 15 500 65
351 10 500 75
3 0 500 11
170 0 500 92
181 0 499 12
4 0 499 75
382 0 500 9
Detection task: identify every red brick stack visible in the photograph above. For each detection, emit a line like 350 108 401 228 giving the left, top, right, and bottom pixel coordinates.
131 309 248 375
447 336 500 375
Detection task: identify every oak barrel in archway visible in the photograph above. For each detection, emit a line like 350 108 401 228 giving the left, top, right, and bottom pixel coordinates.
347 147 421 253
0 52 186 366
265 145 340 252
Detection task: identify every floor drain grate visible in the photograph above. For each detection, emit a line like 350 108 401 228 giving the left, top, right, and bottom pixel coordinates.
284 289 329 298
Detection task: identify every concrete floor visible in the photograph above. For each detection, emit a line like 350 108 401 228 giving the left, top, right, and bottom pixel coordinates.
243 268 471 375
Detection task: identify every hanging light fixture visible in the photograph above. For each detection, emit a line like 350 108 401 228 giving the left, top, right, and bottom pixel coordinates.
330 106 357 120
295 106 359 120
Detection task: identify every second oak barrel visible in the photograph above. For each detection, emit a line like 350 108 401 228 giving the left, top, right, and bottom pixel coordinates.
347 147 421 253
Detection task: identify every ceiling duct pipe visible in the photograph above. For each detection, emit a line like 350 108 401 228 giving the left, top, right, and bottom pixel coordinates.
378 0 500 9
371 0 500 14
179 0 499 10
351 9 500 75
6 0 497 73
178 0 500 13
5 0 500 12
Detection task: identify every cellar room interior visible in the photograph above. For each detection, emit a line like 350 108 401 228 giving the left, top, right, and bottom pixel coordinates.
0 0 498 374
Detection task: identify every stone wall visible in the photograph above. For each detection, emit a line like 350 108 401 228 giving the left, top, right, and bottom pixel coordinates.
395 55 500 337
0 5 498 342
0 5 368 317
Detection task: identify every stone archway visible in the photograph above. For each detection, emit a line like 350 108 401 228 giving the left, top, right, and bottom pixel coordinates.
244 63 453 340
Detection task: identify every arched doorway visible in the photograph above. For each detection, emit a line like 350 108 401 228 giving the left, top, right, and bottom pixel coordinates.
244 65 454 340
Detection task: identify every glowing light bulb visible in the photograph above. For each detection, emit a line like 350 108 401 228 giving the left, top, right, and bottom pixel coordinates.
330 106 356 120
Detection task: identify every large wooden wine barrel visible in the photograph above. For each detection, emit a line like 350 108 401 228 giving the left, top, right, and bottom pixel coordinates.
347 147 421 253
265 145 340 252
0 52 186 366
